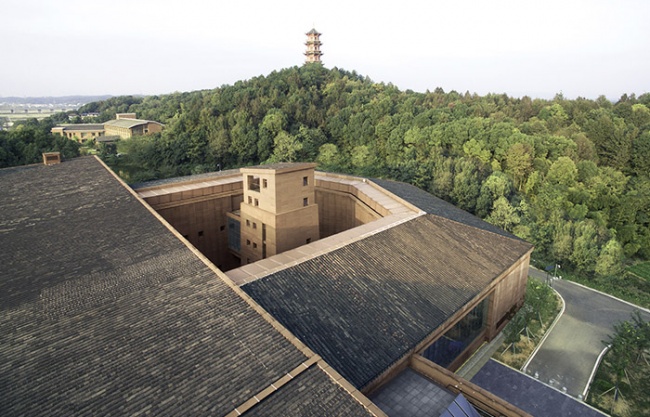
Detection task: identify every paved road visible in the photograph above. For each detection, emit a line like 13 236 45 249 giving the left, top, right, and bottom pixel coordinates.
524 269 650 398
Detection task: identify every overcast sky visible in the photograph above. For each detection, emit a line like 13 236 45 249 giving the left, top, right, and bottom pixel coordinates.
2 0 648 100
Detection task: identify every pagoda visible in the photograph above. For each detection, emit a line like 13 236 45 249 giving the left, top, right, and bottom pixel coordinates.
304 28 323 64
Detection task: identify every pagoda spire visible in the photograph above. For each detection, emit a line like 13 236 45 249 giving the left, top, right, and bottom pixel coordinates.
304 28 323 64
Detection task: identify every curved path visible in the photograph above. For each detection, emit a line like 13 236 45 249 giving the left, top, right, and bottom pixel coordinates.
523 269 650 398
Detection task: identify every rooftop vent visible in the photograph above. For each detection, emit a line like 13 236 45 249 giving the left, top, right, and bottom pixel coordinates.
116 113 137 120
42 152 61 165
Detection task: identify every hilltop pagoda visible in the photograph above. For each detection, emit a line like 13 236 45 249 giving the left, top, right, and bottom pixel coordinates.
304 28 323 64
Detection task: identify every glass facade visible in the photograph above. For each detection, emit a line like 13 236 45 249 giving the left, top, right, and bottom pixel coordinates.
422 298 488 368
227 217 241 253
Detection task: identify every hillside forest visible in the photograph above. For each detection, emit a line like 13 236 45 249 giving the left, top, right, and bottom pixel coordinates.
2 65 649 303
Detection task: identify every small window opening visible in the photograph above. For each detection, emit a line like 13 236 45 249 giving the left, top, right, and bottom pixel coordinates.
248 175 260 192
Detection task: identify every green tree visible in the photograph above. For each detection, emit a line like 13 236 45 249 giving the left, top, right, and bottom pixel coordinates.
505 142 534 191
316 143 342 169
450 158 482 212
486 197 520 232
546 156 578 188
258 109 288 161
585 110 630 170
571 221 599 273
602 312 650 410
350 145 373 171
268 131 302 163
476 172 512 218
595 238 624 277
463 138 491 164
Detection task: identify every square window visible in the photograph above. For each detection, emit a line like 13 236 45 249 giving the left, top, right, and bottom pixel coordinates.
253 242 257 249
246 239 251 246
303 197 308 207
246 219 250 227
263 179 268 188
253 222 257 229
254 198 259 207
303 176 308 186
247 175 260 191
248 196 252 204
198 231 204 237
306 238 311 244
220 225 225 231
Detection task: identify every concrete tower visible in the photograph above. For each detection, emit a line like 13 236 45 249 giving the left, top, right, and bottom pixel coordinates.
238 163 319 265
304 28 323 64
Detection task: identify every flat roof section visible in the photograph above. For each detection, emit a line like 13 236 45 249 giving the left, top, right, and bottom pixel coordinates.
471 360 608 417
369 368 456 417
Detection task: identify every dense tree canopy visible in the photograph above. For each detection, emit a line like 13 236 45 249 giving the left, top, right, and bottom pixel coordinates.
0 118 80 167
4 64 650 282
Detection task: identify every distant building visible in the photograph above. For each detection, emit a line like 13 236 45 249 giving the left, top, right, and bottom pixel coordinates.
50 124 105 142
104 117 163 139
305 28 323 64
51 113 164 142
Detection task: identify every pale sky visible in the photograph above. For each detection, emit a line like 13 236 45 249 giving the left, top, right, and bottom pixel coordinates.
2 0 649 100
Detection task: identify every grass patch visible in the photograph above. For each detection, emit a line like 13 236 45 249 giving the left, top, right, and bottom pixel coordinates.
492 278 562 369
627 261 650 282
587 348 650 417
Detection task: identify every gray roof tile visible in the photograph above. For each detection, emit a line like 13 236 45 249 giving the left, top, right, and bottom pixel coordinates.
242 367 372 417
243 215 532 389
372 178 522 240
0 157 371 416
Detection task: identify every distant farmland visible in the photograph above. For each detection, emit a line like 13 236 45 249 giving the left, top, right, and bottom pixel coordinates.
0 108 63 120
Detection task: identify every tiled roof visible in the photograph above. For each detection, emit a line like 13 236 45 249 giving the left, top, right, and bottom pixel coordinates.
241 366 371 417
242 162 317 172
0 157 373 416
243 215 533 389
104 118 162 129
57 124 105 131
131 168 240 189
372 178 521 240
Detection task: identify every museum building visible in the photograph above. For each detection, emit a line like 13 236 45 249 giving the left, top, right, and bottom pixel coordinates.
1 156 533 416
